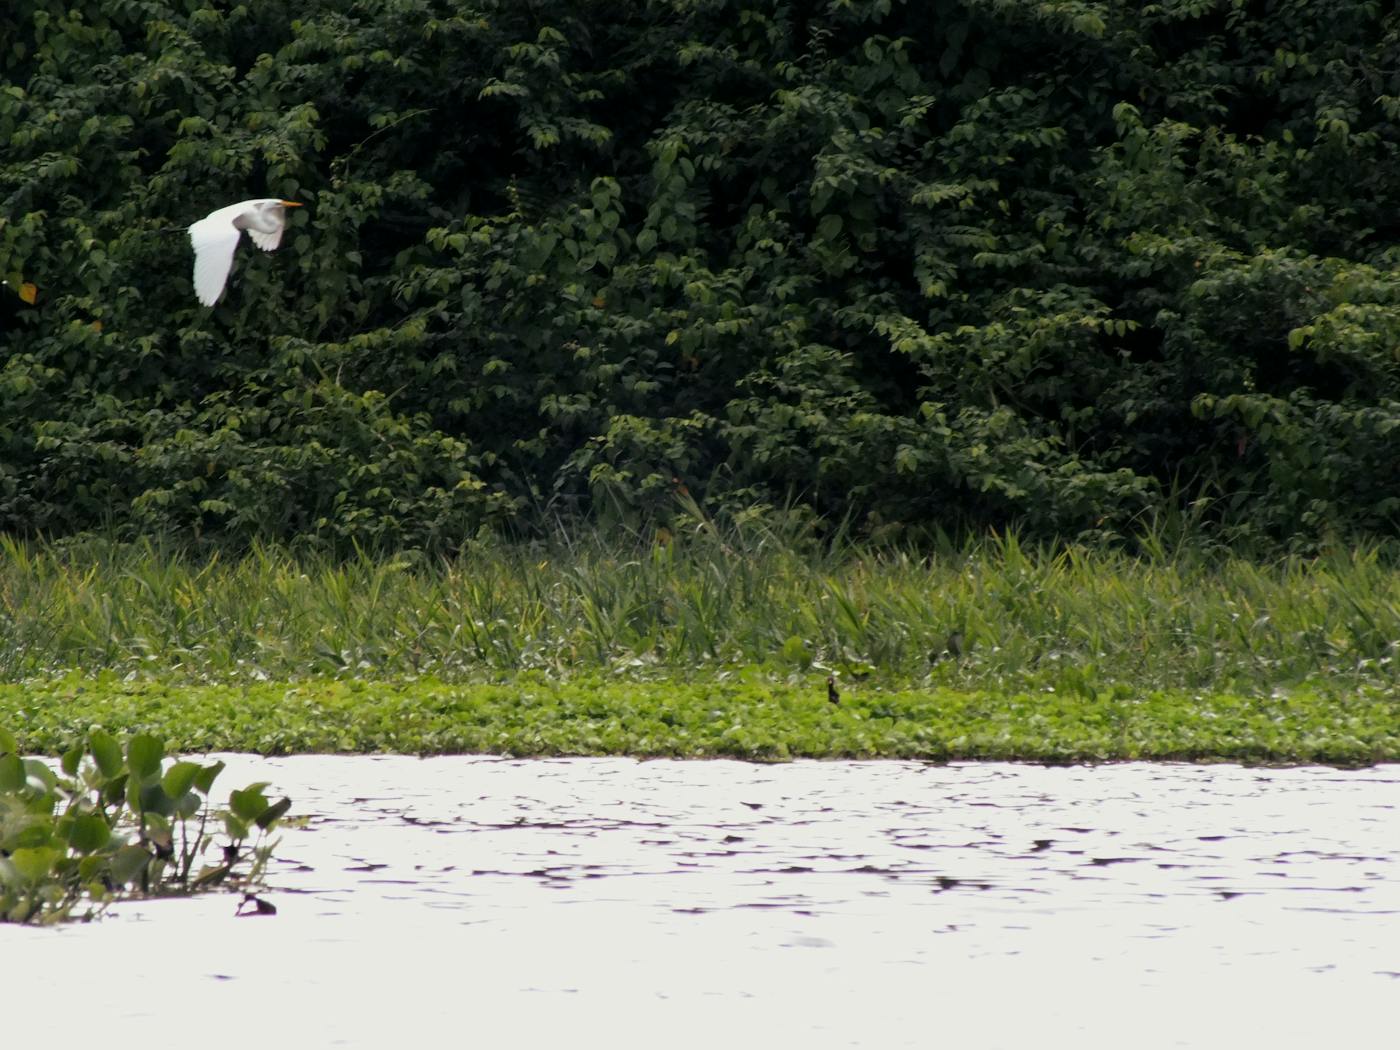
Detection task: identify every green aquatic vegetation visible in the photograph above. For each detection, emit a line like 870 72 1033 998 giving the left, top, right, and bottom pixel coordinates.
1 675 1395 767
0 727 291 924
1 530 1399 766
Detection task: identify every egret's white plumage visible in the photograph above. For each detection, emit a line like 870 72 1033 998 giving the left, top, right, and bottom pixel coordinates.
188 198 301 306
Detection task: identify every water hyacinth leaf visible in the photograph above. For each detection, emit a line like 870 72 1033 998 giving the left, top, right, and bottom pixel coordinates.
162 761 201 800
10 824 53 850
89 731 123 777
65 814 110 853
78 854 110 881
192 760 225 795
101 776 127 808
138 780 175 817
125 772 144 814
229 785 270 822
192 862 231 888
126 734 163 779
255 796 292 830
60 747 82 777
0 753 23 792
22 759 57 797
224 813 249 841
109 844 150 886
173 791 201 820
0 728 15 755
143 812 173 854
8 847 59 886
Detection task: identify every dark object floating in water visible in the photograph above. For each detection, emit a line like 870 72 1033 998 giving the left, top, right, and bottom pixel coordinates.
237 894 277 917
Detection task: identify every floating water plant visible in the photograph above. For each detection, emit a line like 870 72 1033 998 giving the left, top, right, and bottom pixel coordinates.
0 727 290 924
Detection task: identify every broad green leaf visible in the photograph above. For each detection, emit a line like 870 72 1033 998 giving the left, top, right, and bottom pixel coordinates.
78 854 109 882
192 863 231 888
124 771 143 814
101 776 127 808
0 728 15 755
126 734 163 779
255 796 292 830
8 847 58 885
0 753 23 792
229 786 269 823
143 812 173 853
224 814 250 841
192 760 225 795
89 731 123 777
22 759 56 796
173 791 201 820
138 781 175 817
162 761 201 800
109 845 150 886
66 815 110 853
8 824 53 850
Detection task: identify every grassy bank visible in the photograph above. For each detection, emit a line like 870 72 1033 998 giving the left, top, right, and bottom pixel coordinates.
1 527 1398 763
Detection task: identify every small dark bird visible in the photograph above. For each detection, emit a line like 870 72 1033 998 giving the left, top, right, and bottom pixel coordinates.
827 675 840 705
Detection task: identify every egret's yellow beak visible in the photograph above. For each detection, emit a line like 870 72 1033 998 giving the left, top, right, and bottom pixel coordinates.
280 200 303 207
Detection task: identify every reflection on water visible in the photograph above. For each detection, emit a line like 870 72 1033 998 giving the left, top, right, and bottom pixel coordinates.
5 757 1398 1047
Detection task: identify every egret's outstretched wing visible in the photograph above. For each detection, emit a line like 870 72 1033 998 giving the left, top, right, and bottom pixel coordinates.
239 198 298 251
245 224 284 252
189 214 243 307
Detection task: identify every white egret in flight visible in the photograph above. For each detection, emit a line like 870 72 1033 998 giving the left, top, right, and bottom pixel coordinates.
188 198 302 306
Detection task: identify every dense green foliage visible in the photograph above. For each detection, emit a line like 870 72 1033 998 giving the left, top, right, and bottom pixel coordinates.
0 725 289 923
4 675 1396 765
4 1 1400 548
5 527 1400 695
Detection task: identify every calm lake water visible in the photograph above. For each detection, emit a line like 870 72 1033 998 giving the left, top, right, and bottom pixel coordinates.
6 756 1398 1047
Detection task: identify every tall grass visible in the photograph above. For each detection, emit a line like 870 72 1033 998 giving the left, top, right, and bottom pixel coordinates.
2 523 1399 692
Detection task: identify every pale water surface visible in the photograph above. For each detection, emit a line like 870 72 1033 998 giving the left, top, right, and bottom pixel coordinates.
5 757 1398 1047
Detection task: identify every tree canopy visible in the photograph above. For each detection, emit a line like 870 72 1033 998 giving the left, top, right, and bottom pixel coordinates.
3 0 1400 549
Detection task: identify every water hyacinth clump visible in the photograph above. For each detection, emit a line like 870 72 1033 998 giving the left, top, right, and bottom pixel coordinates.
0 727 290 924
